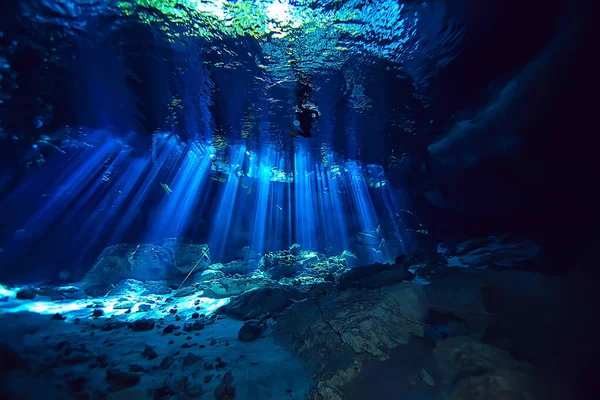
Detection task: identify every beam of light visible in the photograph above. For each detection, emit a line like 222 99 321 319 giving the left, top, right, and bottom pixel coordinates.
74 151 146 264
293 142 318 250
251 149 275 254
316 164 349 252
9 134 121 245
379 185 417 254
149 143 213 241
345 161 379 233
208 145 245 260
109 135 179 243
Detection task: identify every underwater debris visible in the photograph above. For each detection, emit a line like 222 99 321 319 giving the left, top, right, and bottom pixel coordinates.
211 175 226 183
160 182 173 194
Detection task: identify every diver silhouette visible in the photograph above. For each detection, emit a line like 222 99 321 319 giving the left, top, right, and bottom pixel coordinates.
290 84 319 138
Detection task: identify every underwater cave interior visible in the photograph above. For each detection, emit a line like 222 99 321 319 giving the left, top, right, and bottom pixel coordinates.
0 0 596 399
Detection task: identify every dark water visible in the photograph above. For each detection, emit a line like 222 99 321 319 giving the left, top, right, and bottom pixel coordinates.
0 1 595 399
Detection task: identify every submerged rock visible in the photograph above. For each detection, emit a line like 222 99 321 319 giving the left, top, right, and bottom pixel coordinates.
214 371 235 400
201 277 271 298
419 368 435 387
16 286 36 300
160 238 211 274
130 318 155 332
173 286 197 297
113 301 134 310
195 269 225 282
105 369 141 390
435 336 534 400
81 241 211 292
274 283 427 399
217 285 306 320
337 262 414 290
238 320 265 341
261 250 297 280
447 236 540 269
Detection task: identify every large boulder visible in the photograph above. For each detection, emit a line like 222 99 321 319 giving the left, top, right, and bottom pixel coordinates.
216 285 306 320
354 244 385 265
160 238 211 274
446 236 540 269
423 269 491 339
337 262 414 290
200 277 271 298
260 250 297 280
435 336 535 400
127 244 174 279
80 244 137 293
194 269 225 282
210 260 249 275
273 283 427 399
81 241 211 294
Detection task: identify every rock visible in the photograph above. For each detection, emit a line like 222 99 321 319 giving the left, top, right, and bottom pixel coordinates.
105 369 141 390
191 312 200 319
191 320 205 330
113 301 134 310
80 244 137 289
195 269 225 282
0 344 29 372
160 356 175 369
160 238 210 274
354 245 385 265
296 250 323 269
140 280 172 296
273 281 428 397
242 245 259 261
182 353 201 366
0 296 8 302
142 347 157 360
435 336 534 400
16 287 36 300
448 236 540 269
169 308 178 314
217 285 306 320
173 286 197 297
203 362 213 371
219 260 249 275
201 277 271 298
138 304 151 312
131 318 155 332
81 241 209 293
204 375 214 383
129 364 145 373
423 270 492 339
419 368 435 386
163 324 176 334
128 244 176 278
238 320 265 342
51 313 66 321
261 250 297 280
106 388 152 400
37 286 61 297
453 368 534 400
92 309 104 317
337 262 414 290
434 336 532 384
214 371 235 400
55 285 80 293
